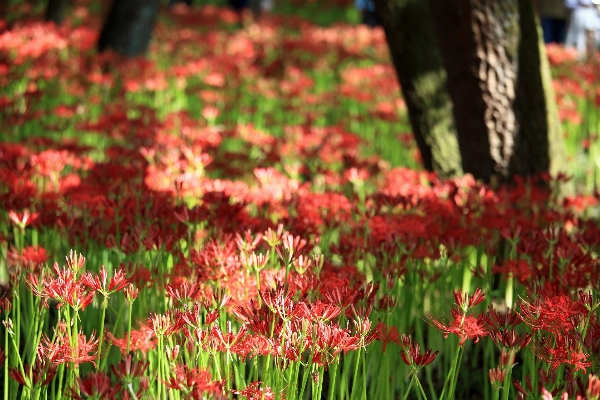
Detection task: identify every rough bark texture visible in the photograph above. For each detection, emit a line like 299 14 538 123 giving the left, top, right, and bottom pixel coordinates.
429 0 520 182
97 0 160 57
45 0 68 25
373 0 463 178
512 0 566 179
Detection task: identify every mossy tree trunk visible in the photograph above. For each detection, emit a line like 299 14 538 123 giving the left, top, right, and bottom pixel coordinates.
97 0 160 57
373 0 463 178
45 0 68 25
512 0 566 179
378 0 565 183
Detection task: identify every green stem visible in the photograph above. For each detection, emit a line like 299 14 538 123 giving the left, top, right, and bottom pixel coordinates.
5 315 9 400
415 375 429 400
438 344 463 400
126 302 133 355
96 296 108 370
350 348 362 400
401 373 416 400
327 361 339 400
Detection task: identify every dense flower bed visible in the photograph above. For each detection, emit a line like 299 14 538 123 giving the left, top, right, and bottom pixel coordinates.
1 2 600 399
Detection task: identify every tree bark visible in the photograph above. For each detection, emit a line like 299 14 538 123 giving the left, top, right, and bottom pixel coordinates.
45 0 68 25
428 0 565 183
373 0 463 178
511 0 566 179
429 0 521 182
97 0 160 57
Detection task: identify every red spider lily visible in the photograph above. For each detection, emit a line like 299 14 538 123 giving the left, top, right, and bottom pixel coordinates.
312 322 359 366
163 365 221 399
233 381 278 400
488 366 506 388
8 209 39 228
454 288 486 311
146 311 185 337
0 293 12 314
513 368 562 399
241 250 270 273
40 328 98 366
428 309 489 346
106 324 157 356
26 262 95 311
579 290 600 312
587 374 600 399
9 355 57 388
374 322 400 353
208 321 248 352
7 245 49 272
259 285 294 318
235 230 263 255
519 293 587 335
124 284 139 303
65 250 86 275
110 354 149 384
180 303 220 330
81 265 129 296
399 334 438 370
535 334 592 372
275 232 311 266
263 224 285 247
67 371 121 400
485 306 523 330
489 329 532 351
165 281 202 307
307 301 341 323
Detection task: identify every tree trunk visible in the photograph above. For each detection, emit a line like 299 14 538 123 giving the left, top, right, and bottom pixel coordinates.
429 0 521 182
373 0 463 178
428 0 565 183
97 0 160 57
512 0 566 179
45 0 68 25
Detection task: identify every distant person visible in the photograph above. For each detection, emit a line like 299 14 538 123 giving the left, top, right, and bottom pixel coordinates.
355 0 378 28
540 0 568 43
169 0 192 6
229 0 272 26
564 0 600 58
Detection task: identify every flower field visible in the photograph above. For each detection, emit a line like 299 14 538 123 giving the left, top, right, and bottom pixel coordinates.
1 1 600 399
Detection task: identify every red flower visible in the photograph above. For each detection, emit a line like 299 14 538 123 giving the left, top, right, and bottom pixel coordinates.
536 334 592 372
110 354 149 384
428 309 489 346
67 371 121 400
399 334 438 369
26 262 95 311
9 356 56 388
374 322 400 353
40 327 98 366
81 265 129 296
163 365 221 399
519 293 586 335
233 381 278 400
106 324 157 356
8 209 38 228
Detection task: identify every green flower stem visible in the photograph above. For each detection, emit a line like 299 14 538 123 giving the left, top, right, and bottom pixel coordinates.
5 314 9 400
126 302 133 355
500 352 515 400
438 343 463 400
401 373 417 400
415 374 429 400
156 335 163 399
350 348 363 400
96 296 108 370
449 346 465 398
327 360 339 400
